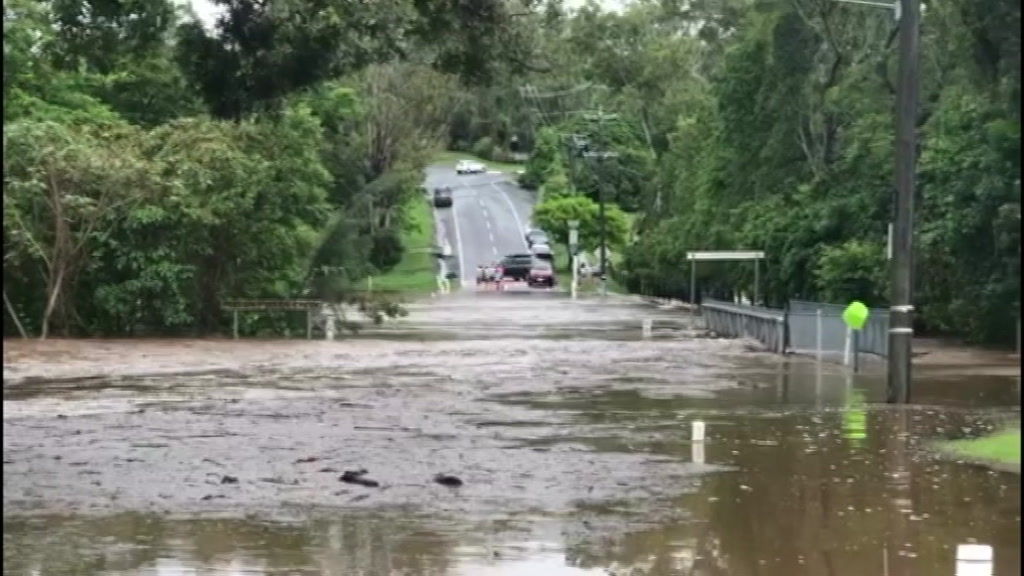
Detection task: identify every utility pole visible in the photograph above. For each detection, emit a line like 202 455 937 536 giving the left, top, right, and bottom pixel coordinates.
582 109 619 297
829 0 917 402
887 0 920 404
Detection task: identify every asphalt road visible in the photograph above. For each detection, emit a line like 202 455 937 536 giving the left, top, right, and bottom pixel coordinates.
424 163 537 287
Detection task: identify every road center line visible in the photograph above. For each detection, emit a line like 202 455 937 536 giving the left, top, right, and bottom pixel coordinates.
492 183 529 250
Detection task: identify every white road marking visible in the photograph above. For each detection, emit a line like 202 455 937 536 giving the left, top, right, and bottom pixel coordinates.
492 246 498 255
493 183 529 250
488 232 495 242
485 219 492 230
451 198 468 287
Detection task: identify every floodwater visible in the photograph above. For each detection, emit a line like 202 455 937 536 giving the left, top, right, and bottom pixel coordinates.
3 292 1020 575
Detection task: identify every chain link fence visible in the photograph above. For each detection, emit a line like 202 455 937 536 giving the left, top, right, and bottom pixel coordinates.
787 300 889 358
698 298 890 359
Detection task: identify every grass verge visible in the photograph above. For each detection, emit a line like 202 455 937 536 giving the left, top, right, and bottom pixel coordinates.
943 429 1020 463
939 428 1020 473
371 196 440 294
433 150 525 175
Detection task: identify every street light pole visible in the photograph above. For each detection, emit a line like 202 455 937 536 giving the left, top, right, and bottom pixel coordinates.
887 0 920 404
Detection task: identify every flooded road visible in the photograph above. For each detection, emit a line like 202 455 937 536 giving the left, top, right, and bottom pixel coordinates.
3 292 1020 575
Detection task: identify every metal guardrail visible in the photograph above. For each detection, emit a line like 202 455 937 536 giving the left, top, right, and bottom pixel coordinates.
702 298 786 353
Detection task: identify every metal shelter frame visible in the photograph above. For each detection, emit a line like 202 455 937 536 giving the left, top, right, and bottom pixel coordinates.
686 251 766 306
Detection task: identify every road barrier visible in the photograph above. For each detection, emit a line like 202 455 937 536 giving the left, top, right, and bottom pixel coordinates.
701 298 786 353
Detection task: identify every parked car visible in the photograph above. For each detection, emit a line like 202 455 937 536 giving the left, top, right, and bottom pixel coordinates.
456 160 486 174
499 253 534 281
524 228 549 247
433 186 453 208
527 259 556 288
530 243 553 262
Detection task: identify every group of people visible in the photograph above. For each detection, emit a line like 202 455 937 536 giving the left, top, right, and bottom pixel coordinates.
476 263 505 291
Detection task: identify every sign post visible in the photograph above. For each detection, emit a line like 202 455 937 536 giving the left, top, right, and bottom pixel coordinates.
842 301 870 373
569 220 579 300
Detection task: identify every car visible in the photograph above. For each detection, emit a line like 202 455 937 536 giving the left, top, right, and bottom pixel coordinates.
433 186 453 208
499 253 535 281
530 243 553 262
527 259 556 288
524 229 549 247
456 160 486 174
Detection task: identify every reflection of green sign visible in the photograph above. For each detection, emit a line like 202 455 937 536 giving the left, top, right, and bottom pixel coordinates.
843 389 867 448
842 301 869 330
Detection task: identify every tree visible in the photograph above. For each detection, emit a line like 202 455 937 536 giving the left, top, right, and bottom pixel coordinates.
4 120 155 338
532 195 630 267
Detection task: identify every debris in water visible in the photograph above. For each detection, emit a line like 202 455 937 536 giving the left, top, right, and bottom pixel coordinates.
294 456 320 464
434 474 463 487
340 469 379 487
220 475 238 484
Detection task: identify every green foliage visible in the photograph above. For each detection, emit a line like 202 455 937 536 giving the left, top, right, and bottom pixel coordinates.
520 128 562 190
532 195 630 266
369 230 405 272
813 240 887 306
471 136 497 161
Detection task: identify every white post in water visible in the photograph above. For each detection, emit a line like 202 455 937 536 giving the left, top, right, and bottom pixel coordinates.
843 326 853 366
956 544 993 576
691 440 705 465
323 305 337 341
816 309 823 361
642 318 653 338
569 219 580 301
692 420 705 442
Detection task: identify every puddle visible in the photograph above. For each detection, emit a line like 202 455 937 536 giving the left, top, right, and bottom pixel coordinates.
3 292 1020 575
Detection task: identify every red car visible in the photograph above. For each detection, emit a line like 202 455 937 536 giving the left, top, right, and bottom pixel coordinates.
527 260 555 288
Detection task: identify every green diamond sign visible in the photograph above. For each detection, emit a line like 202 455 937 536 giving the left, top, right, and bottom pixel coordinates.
842 301 869 331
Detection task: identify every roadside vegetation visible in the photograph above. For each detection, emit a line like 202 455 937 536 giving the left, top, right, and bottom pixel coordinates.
371 197 441 294
448 0 1020 346
2 0 539 337
432 151 524 176
941 429 1021 469
3 0 1018 347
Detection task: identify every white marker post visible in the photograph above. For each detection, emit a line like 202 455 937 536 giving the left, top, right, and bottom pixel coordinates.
816 309 823 361
956 544 993 576
844 326 853 367
568 220 580 300
691 420 706 464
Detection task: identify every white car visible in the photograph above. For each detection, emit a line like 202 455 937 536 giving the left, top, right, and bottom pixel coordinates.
456 160 486 174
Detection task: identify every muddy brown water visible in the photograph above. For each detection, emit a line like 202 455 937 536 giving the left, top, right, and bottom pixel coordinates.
3 293 1021 575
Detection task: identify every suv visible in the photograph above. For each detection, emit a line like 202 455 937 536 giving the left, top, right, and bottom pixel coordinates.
499 253 534 281
433 187 453 208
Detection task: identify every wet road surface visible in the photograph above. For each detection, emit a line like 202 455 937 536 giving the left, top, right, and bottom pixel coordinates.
3 292 1021 575
424 164 536 286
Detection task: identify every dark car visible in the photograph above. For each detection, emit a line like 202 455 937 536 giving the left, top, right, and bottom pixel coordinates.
527 259 555 288
524 229 549 247
499 253 534 281
433 187 453 208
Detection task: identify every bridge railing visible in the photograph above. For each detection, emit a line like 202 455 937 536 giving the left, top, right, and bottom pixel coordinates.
701 298 786 353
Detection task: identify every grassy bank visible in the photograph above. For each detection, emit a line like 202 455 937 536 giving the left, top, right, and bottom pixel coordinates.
371 196 439 294
941 428 1021 472
433 150 525 175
